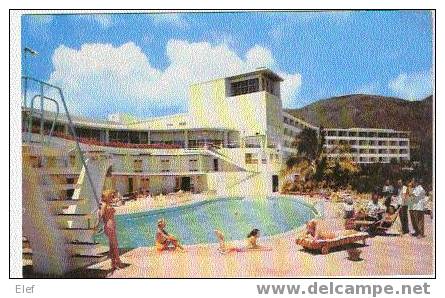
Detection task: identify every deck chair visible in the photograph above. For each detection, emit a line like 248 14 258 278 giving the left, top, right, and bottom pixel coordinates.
350 208 400 235
296 232 368 255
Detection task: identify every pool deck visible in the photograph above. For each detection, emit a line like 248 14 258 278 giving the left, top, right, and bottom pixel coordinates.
88 197 434 278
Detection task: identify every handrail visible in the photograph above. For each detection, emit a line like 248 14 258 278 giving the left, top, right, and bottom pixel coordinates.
28 94 60 145
22 76 101 208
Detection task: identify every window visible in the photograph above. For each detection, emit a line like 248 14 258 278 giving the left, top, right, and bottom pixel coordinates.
231 78 259 96
134 159 143 172
160 159 170 172
139 132 148 144
189 159 198 172
245 153 258 164
129 131 140 144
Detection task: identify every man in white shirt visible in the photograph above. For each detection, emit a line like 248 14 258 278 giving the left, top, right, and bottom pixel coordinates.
395 179 409 235
409 179 427 237
366 193 385 220
382 179 395 209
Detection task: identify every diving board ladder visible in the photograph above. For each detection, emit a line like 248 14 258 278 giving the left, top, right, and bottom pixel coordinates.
21 76 111 276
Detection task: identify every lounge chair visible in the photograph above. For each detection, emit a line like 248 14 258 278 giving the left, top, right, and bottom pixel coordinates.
296 232 368 255
349 209 400 235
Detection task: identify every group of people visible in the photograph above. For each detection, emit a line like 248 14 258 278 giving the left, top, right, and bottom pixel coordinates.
155 218 270 253
98 189 270 275
343 178 431 238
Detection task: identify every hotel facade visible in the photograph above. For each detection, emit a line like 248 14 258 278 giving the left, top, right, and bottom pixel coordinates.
22 69 411 198
323 128 410 164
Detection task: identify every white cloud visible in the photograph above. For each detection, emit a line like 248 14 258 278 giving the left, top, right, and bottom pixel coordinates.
388 69 433 100
354 81 381 95
149 13 189 29
77 14 113 28
279 72 302 107
48 40 302 118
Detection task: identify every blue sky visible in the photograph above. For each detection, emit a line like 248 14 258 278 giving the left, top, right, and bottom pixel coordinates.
21 11 433 120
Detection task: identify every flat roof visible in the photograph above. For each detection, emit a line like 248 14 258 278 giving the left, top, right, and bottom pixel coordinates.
225 68 284 82
22 107 237 132
190 68 284 86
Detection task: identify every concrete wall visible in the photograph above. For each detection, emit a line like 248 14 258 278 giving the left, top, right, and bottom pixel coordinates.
206 171 277 197
189 79 283 146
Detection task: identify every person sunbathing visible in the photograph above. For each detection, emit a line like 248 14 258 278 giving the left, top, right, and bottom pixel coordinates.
214 228 271 254
246 229 271 250
214 229 242 254
303 219 356 240
155 218 185 252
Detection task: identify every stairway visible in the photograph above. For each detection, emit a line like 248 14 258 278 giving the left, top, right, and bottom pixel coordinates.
22 144 111 276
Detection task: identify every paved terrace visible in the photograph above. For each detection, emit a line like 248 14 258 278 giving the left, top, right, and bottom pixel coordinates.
86 199 434 278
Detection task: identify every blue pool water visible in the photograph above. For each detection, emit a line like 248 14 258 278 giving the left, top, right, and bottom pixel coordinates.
95 197 317 248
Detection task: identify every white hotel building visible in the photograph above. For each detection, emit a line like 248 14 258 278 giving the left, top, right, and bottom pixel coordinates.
323 128 410 164
22 68 411 199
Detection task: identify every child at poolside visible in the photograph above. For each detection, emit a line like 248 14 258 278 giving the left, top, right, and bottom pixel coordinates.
155 218 185 252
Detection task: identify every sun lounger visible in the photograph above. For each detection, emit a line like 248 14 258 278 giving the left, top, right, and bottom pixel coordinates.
348 209 400 234
296 232 368 254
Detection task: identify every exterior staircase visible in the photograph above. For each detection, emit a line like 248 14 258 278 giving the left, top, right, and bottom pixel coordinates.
22 144 112 275
21 76 113 276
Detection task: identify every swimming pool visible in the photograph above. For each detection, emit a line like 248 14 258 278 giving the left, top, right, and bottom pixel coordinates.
95 197 318 248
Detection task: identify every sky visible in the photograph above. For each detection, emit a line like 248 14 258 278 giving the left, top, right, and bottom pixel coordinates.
21 11 434 120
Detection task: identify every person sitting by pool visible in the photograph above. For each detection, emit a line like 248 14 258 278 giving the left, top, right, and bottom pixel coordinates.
302 219 356 240
380 205 399 228
155 218 185 252
365 192 386 221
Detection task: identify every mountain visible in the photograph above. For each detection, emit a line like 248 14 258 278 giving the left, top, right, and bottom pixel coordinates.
285 94 433 160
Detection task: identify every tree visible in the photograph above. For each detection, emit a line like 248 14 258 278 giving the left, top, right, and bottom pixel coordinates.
294 128 319 160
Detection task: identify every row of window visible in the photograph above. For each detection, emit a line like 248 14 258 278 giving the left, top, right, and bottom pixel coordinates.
229 76 278 97
325 130 409 138
230 78 259 96
283 127 299 137
328 148 409 154
327 156 409 163
132 158 215 173
283 117 305 129
326 139 409 146
245 153 280 165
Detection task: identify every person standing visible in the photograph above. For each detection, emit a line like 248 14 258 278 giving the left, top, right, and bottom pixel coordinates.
409 179 427 238
100 190 124 273
396 179 410 235
382 179 394 210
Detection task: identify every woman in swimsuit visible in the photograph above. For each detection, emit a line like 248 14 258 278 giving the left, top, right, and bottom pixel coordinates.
100 190 124 271
214 228 271 253
304 219 356 240
155 218 184 252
